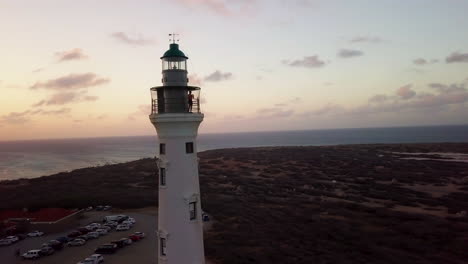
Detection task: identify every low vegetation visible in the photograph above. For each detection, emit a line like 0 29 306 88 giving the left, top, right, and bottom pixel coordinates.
1 143 468 263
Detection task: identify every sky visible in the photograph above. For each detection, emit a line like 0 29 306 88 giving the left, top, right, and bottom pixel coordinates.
1 0 468 141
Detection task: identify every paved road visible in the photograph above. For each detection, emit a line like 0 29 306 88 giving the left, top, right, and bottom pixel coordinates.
0 209 158 264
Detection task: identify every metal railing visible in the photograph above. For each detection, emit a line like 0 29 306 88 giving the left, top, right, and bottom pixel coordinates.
151 98 200 114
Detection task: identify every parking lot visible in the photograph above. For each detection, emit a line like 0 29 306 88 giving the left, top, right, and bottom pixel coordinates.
0 208 158 264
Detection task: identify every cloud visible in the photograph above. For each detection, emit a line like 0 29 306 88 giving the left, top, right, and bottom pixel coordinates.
111 32 155 46
368 94 389 104
256 107 294 118
128 104 151 120
428 83 467 94
446 52 468 63
413 58 438 65
338 49 364 58
0 108 71 125
396 84 416 100
55 48 88 62
0 111 31 125
188 73 203 85
32 92 99 106
303 104 345 116
173 0 257 16
30 73 110 90
282 56 326 68
204 70 233 82
349 36 383 43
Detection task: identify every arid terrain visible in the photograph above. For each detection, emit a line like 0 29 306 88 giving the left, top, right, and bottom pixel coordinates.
1 143 468 264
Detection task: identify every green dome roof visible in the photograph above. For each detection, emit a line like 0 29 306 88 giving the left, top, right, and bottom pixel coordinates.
161 43 188 59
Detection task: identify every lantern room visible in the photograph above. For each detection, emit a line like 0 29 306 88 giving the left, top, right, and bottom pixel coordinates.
150 42 201 115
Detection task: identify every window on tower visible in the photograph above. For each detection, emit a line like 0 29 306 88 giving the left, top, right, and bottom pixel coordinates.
186 142 194 153
160 168 166 186
189 201 197 220
160 143 166 155
160 237 167 256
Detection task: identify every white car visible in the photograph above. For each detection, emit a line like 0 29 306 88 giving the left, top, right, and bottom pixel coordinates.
22 249 41 259
116 224 130 231
127 217 136 224
28 230 44 237
100 225 112 231
67 238 86 246
89 254 104 263
122 220 133 226
78 258 95 264
95 229 108 235
5 236 19 242
87 232 100 239
0 239 13 246
134 232 146 238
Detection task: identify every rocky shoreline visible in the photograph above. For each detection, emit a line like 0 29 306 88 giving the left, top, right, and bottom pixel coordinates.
1 143 468 263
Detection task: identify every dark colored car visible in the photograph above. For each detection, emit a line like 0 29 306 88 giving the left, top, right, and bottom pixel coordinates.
128 234 140 242
39 246 54 256
110 239 127 248
46 240 63 251
16 234 28 240
78 228 90 234
95 244 118 254
96 206 104 211
67 231 82 238
55 236 70 243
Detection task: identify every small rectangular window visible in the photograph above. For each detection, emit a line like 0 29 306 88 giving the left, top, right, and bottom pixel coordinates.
160 168 166 186
160 143 166 155
185 142 194 154
189 201 197 220
160 237 166 256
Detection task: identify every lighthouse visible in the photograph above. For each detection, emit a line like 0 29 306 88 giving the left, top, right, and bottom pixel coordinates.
149 37 205 264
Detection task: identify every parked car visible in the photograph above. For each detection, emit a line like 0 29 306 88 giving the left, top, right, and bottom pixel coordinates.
95 229 108 235
22 249 41 259
78 258 96 264
55 236 70 243
104 221 118 228
16 234 28 240
87 223 101 230
103 205 112 211
28 231 44 237
134 232 145 239
87 232 100 239
45 240 63 250
116 224 130 231
68 238 86 246
96 206 104 211
122 238 132 245
127 217 136 224
110 239 126 248
78 227 90 234
85 206 93 211
121 220 133 226
39 246 55 256
68 231 82 238
89 254 104 263
5 236 19 243
100 225 112 231
95 244 118 254
78 234 91 241
128 234 141 242
0 239 13 246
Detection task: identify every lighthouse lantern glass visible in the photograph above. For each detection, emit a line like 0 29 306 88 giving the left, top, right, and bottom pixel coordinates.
162 58 187 71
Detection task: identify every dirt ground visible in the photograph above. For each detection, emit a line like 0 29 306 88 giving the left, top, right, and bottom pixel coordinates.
0 208 158 264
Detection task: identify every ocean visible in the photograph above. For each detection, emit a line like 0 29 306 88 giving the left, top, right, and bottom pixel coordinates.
1 125 468 181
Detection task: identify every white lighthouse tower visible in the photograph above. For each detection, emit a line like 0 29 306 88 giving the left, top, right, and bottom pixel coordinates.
149 37 205 264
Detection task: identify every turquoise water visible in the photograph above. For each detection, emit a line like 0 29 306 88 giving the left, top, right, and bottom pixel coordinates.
1 125 467 180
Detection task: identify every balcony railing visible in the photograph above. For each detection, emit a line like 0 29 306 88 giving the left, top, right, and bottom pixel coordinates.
151 97 200 114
